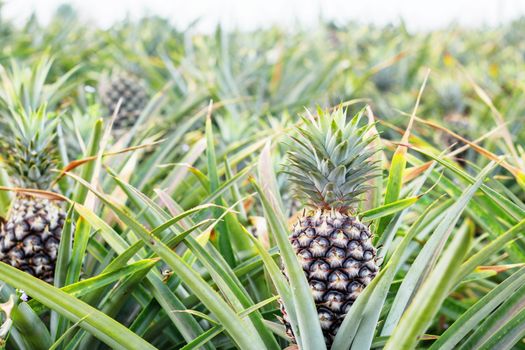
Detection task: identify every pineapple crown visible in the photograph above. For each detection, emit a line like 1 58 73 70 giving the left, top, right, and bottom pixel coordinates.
285 107 380 212
0 57 76 113
0 58 70 190
0 105 59 190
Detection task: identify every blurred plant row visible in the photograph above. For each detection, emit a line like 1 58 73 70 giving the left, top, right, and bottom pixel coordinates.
0 3 524 350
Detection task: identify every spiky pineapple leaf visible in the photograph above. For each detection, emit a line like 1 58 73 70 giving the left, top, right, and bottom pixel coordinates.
331 195 446 350
285 107 379 212
382 162 496 336
29 259 159 314
11 302 52 350
67 170 274 350
458 282 525 350
0 263 156 350
430 267 525 349
251 178 326 350
384 219 471 350
360 195 420 222
108 172 279 349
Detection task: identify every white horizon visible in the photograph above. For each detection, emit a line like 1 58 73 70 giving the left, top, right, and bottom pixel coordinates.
3 0 525 32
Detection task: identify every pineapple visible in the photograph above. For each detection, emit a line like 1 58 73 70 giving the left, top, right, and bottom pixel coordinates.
281 108 380 346
99 73 148 130
0 106 66 284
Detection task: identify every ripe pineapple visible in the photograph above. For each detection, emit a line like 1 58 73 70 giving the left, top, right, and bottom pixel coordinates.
281 108 380 346
0 107 66 284
99 74 148 130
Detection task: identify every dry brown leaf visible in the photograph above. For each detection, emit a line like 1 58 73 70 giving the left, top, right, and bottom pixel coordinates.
404 161 433 183
53 139 165 184
476 263 525 273
0 187 69 202
415 116 523 178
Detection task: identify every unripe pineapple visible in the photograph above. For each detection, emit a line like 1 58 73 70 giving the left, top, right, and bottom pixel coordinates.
99 74 148 130
0 105 66 284
281 108 380 346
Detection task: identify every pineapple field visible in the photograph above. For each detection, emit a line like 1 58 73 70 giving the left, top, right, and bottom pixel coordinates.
1 4 525 350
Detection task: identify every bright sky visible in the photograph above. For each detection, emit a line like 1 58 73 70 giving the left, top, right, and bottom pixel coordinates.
4 0 525 31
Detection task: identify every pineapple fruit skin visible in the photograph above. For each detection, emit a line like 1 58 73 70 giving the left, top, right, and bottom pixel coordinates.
282 209 378 346
100 75 148 129
0 195 66 284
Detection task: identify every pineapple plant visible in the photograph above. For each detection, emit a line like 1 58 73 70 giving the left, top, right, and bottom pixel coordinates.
281 108 380 346
99 73 148 130
0 106 66 284
0 58 73 285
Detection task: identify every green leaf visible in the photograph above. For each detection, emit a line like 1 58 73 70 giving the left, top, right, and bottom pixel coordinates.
0 168 12 217
67 171 269 349
0 262 156 350
332 195 446 350
478 307 525 350
206 103 235 266
458 218 525 279
49 316 88 350
71 119 103 204
377 148 406 235
360 196 419 222
54 205 75 288
11 302 52 350
71 189 212 348
384 218 472 350
258 141 286 224
377 70 429 237
180 327 223 350
29 259 159 314
381 162 496 336
110 173 279 349
252 179 326 350
430 267 525 350
459 282 525 349
66 217 90 285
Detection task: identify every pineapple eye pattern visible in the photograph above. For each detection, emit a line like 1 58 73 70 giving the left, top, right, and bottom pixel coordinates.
0 197 67 284
284 211 378 345
100 75 148 130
